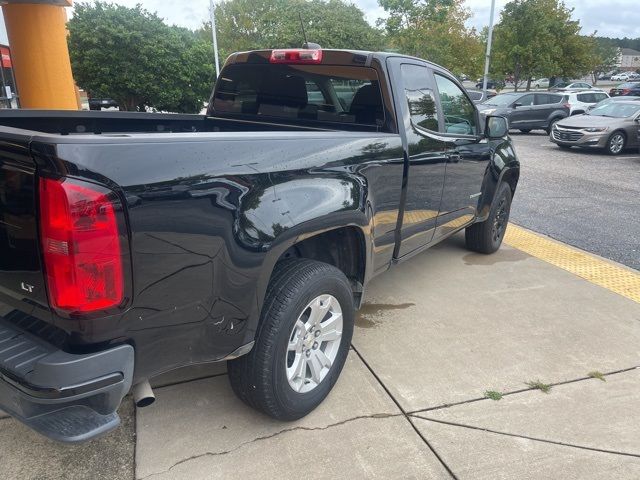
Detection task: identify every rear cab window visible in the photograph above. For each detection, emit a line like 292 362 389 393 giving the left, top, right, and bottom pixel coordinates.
212 63 386 131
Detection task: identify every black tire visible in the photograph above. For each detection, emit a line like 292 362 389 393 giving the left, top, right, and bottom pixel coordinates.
228 259 354 421
546 117 561 134
465 182 512 254
519 129 532 134
605 131 626 155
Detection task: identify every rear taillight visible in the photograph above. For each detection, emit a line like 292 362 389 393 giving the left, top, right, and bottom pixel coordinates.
270 49 323 64
39 177 125 314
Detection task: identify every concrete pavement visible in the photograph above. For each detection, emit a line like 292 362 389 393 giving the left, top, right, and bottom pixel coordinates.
1 226 639 479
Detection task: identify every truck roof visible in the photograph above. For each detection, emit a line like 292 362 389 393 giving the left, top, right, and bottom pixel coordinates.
224 48 451 75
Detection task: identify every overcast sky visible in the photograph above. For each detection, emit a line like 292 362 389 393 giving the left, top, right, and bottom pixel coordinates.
1 0 638 45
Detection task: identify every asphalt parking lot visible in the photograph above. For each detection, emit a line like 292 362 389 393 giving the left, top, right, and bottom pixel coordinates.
2 134 639 480
509 131 640 270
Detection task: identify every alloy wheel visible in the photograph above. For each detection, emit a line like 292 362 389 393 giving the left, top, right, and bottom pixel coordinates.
492 194 509 243
286 294 343 393
609 134 625 154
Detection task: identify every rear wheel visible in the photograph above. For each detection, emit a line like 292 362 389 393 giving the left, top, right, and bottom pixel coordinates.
228 259 354 420
606 132 626 155
465 182 512 254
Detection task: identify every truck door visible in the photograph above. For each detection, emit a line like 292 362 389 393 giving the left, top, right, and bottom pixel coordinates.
432 73 490 239
390 60 447 257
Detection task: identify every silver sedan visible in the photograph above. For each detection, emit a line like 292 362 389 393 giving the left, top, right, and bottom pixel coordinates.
550 101 640 155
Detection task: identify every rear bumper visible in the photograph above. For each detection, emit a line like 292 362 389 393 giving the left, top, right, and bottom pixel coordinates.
0 317 134 443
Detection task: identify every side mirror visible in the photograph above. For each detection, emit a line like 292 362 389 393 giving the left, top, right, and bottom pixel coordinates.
512 102 522 109
485 115 509 139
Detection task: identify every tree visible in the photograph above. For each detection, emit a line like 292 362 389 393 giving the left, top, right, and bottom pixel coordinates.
68 2 214 112
587 38 620 84
378 0 484 78
198 0 384 63
491 0 593 90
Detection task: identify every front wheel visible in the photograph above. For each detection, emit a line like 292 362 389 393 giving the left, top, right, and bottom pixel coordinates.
606 132 626 155
546 118 560 135
465 182 512 254
228 259 354 421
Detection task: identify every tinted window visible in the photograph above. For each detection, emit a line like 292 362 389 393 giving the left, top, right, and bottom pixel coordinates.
593 93 608 102
467 91 483 101
483 93 521 106
535 94 557 105
577 92 594 103
401 64 439 131
434 74 477 135
213 64 384 129
516 94 534 106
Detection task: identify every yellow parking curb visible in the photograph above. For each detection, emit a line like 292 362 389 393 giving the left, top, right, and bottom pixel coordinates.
504 224 640 304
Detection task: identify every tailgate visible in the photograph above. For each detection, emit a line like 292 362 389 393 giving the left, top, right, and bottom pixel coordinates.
0 136 49 309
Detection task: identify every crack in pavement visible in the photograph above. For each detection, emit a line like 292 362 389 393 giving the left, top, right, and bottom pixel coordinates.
350 345 459 480
411 414 640 459
137 413 402 480
153 371 228 391
407 365 639 415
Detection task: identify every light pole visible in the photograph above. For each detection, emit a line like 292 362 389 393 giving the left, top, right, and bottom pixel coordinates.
482 0 497 95
210 0 221 78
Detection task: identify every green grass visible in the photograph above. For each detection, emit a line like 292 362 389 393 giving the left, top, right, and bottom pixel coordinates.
588 371 607 382
484 390 503 401
525 380 552 393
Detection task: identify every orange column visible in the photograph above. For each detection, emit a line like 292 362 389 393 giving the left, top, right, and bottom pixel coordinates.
3 2 78 110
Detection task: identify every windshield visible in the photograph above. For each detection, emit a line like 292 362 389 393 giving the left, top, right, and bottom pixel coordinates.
589 102 640 118
618 82 639 88
481 93 520 107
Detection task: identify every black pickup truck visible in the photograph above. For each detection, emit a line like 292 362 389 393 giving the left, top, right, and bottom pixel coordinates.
0 48 519 442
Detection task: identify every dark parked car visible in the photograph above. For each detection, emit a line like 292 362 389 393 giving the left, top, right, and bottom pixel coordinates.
466 88 498 104
88 97 119 110
478 91 570 133
609 82 640 97
550 100 640 154
476 78 505 90
0 48 519 443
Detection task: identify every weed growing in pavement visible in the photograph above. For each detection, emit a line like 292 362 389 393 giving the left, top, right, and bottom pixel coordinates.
588 371 606 382
525 380 552 393
484 390 503 401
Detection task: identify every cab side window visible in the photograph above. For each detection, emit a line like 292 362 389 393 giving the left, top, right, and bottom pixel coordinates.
434 74 477 135
401 64 439 131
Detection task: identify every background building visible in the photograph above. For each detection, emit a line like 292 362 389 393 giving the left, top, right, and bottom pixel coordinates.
618 48 640 72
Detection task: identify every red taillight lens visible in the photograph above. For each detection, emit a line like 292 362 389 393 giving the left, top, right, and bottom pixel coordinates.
39 177 124 313
270 49 323 64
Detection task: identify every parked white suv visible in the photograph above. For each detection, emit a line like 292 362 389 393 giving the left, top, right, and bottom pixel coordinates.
563 90 609 115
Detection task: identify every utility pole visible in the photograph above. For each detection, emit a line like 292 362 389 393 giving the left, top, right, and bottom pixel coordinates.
210 0 221 78
482 0 497 95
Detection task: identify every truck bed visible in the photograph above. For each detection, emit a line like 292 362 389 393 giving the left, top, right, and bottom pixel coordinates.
0 110 373 136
